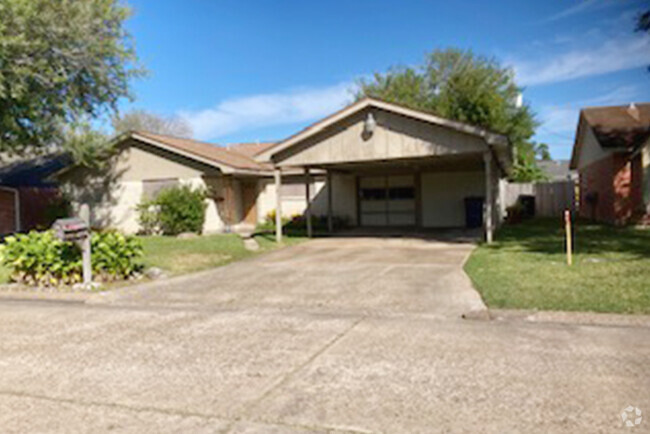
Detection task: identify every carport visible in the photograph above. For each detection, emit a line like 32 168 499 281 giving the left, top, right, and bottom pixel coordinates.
256 98 513 243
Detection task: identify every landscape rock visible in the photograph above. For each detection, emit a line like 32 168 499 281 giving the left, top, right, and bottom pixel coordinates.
145 267 168 280
243 237 260 251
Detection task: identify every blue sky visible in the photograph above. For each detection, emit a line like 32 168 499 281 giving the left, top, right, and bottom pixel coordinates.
121 0 650 159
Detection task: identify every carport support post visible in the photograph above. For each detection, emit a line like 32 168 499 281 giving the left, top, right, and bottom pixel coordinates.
305 167 313 238
274 168 283 243
327 170 333 233
484 152 494 244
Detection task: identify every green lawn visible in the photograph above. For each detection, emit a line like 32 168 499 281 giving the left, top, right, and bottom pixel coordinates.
139 232 304 276
464 218 650 314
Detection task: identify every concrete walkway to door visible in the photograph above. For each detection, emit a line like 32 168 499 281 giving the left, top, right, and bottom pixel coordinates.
98 235 487 318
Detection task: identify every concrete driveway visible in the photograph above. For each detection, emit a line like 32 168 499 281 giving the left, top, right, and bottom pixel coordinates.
1 237 648 433
99 236 486 318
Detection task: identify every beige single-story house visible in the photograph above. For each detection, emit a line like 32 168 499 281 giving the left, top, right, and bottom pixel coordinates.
59 98 512 241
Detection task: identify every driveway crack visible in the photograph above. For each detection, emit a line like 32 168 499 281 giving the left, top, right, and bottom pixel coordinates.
224 316 366 433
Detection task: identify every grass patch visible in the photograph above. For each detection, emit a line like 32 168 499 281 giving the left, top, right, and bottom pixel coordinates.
140 232 305 276
464 218 650 314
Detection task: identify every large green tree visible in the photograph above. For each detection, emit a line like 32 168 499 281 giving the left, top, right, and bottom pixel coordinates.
357 48 544 181
0 0 143 156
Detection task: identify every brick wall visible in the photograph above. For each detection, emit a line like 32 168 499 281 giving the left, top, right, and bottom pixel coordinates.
579 153 648 225
579 156 615 223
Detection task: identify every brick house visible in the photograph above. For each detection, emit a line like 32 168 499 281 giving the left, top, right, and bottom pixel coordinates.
569 103 650 225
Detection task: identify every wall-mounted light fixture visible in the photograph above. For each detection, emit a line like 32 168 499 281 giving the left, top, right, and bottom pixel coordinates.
363 112 376 139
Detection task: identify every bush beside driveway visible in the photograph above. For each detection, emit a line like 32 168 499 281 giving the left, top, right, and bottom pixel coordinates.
465 218 650 314
0 232 305 287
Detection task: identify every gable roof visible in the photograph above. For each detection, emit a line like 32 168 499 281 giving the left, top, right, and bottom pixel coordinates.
570 103 650 169
256 97 510 163
130 131 271 173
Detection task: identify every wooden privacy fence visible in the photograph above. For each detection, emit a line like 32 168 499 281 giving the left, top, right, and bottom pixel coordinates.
504 181 576 217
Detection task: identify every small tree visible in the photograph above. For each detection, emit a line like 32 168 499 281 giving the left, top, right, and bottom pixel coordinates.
112 110 193 138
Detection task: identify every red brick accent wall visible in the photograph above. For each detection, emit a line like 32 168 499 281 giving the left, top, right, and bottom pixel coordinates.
612 154 634 225
579 153 647 225
579 156 615 223
630 154 646 219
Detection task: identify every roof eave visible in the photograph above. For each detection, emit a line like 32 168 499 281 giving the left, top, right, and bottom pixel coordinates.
257 97 510 164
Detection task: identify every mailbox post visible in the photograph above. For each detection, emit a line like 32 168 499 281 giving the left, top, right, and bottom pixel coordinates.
52 217 92 286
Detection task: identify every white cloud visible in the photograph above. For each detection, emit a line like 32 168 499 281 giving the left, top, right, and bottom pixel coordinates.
544 0 601 22
178 82 355 140
512 34 650 86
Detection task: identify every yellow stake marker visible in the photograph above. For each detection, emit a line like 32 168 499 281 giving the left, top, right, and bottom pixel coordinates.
564 210 572 266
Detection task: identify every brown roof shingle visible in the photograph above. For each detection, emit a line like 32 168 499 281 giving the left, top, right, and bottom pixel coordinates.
133 131 270 171
582 103 650 149
225 141 277 158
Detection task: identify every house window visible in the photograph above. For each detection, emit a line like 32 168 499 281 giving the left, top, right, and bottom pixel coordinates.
388 187 415 200
142 178 179 200
360 188 387 201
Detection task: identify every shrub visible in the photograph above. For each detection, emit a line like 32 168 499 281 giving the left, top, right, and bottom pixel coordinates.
136 201 160 235
137 185 206 235
0 231 81 286
0 230 143 286
91 230 144 280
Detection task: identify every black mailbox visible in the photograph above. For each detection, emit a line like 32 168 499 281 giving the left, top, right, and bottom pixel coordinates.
52 217 89 242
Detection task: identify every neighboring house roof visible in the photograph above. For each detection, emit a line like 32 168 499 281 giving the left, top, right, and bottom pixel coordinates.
0 153 71 187
257 97 511 164
570 103 650 169
536 160 575 181
130 131 272 173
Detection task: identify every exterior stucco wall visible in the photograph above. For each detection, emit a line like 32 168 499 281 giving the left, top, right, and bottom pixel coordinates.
256 176 326 223
331 173 357 225
64 179 144 234
64 176 227 234
421 171 485 227
61 142 226 234
276 108 487 167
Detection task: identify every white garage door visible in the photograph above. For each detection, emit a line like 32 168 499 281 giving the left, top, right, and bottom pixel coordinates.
359 175 416 226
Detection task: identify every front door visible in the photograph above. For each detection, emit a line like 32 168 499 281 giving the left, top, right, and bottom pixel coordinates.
241 182 258 225
359 175 416 226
